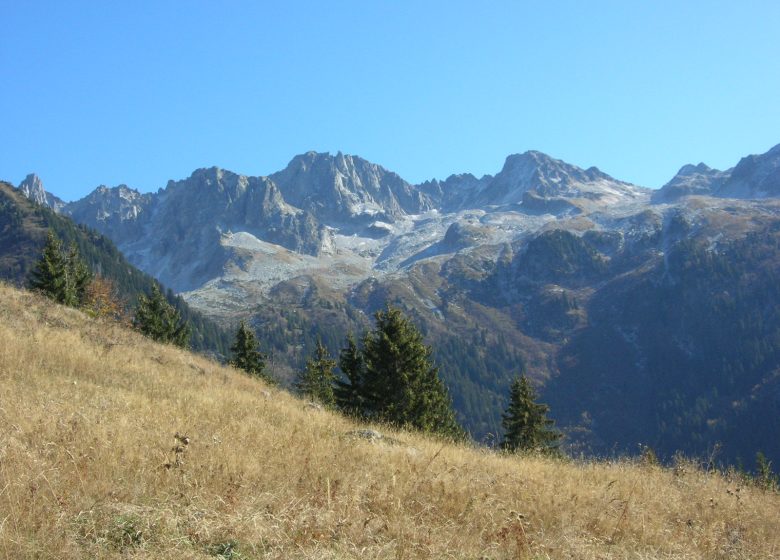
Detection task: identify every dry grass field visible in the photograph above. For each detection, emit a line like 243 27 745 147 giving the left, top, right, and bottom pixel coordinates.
0 282 778 559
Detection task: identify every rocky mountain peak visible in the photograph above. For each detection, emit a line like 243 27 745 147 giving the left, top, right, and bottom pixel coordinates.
654 162 730 202
271 151 433 222
18 173 45 203
719 144 780 198
655 143 780 201
17 173 65 211
476 150 637 207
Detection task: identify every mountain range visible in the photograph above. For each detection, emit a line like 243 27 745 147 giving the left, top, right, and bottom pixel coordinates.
11 142 780 465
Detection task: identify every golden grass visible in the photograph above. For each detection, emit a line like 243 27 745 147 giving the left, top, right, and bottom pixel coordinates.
0 283 778 559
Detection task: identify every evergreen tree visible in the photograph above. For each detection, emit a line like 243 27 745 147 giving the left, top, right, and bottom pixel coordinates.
65 242 92 306
29 230 70 304
229 320 270 382
132 284 190 348
296 338 337 406
501 375 561 453
29 230 93 307
334 333 366 414
361 306 462 438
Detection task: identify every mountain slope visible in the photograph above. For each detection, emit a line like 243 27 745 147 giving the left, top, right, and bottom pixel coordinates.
2 282 778 559
0 181 232 356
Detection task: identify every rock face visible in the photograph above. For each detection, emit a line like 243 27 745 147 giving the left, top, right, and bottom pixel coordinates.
475 151 644 208
653 163 730 202
66 184 153 240
655 143 780 201
17 174 65 212
718 143 780 198
270 151 435 223
72 167 324 291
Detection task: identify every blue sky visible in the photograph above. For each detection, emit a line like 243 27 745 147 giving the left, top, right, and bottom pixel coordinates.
2 1 779 201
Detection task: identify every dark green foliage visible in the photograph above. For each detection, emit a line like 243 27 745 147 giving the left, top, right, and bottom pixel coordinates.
28 230 70 303
66 241 92 305
28 230 93 307
517 229 607 282
133 285 190 348
501 375 561 452
334 333 366 414
295 338 336 406
229 321 270 382
546 227 780 465
357 306 463 438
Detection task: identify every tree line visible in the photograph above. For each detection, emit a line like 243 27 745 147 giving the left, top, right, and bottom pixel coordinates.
29 230 561 452
230 303 561 450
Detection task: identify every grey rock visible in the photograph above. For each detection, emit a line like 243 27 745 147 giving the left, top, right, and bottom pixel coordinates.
717 143 780 198
271 151 435 223
654 163 730 202
17 174 65 212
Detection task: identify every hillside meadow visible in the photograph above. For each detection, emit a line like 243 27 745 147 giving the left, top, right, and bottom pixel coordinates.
0 283 778 559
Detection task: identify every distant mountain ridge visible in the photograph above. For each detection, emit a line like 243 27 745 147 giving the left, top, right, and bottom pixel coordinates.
20 147 651 291
656 143 780 201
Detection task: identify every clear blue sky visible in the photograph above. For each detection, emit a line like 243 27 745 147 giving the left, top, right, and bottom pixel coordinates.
2 1 779 201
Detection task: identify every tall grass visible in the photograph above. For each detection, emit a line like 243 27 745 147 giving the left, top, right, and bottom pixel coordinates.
0 283 778 559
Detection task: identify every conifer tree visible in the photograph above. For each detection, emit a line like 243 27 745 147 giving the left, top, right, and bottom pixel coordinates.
65 242 92 306
29 230 70 304
501 375 561 453
229 320 270 382
132 284 190 348
29 230 93 307
361 306 462 438
334 333 366 414
296 338 336 406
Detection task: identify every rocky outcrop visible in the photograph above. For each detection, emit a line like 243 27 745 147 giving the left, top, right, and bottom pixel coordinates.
17 174 65 212
271 151 435 223
653 163 730 202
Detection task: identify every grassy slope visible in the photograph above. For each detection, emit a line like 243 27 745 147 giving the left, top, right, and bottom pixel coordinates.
1 283 778 559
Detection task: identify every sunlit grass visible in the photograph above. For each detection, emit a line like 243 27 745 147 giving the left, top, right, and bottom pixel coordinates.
1 282 778 559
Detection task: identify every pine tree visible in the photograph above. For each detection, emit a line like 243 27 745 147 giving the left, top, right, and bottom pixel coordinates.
361 306 462 438
334 332 365 414
29 230 93 307
296 338 336 406
29 230 70 304
501 375 561 453
132 284 190 348
229 320 270 382
65 242 92 306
